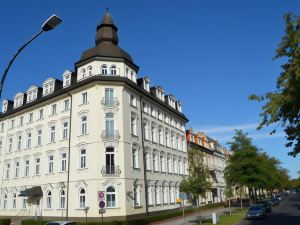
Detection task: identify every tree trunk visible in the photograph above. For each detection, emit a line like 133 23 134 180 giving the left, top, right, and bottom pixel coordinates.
254 188 258 202
249 187 252 205
240 192 243 211
228 197 232 216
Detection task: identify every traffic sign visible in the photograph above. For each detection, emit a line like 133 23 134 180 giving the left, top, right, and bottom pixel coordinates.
99 208 106 214
179 192 187 200
99 200 105 208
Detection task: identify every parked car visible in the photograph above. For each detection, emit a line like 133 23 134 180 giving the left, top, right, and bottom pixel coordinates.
270 197 280 206
45 222 76 225
246 205 267 219
257 200 272 213
275 194 283 201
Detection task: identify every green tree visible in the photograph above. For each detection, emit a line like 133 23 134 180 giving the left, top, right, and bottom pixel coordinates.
249 13 300 157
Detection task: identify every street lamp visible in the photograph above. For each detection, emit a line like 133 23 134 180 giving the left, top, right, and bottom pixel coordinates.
0 14 62 100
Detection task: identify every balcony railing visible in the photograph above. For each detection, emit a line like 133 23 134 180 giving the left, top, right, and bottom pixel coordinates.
101 165 121 176
101 97 119 107
101 130 120 141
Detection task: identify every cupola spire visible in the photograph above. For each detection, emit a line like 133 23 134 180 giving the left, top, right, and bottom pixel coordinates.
95 11 119 45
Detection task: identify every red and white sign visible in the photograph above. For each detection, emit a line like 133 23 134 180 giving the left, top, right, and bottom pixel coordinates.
98 191 105 209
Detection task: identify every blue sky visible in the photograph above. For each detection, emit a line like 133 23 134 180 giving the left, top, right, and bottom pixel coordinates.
0 0 299 178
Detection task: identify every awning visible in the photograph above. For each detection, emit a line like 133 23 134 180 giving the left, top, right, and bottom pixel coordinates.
18 186 43 197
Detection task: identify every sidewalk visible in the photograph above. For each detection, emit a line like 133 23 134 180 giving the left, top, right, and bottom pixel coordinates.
150 207 230 225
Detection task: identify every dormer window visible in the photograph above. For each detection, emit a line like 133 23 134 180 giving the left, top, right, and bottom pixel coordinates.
2 100 8 113
110 65 117 75
144 79 150 92
81 68 86 79
176 101 182 112
14 93 24 108
101 65 108 75
43 78 55 96
62 70 72 87
27 86 38 103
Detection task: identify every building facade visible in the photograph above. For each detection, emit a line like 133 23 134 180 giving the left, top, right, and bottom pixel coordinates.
0 12 188 221
186 128 226 204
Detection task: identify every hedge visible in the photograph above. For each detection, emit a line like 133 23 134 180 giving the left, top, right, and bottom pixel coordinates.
21 202 224 225
0 218 11 225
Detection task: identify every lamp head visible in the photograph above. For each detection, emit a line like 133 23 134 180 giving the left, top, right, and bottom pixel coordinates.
42 15 62 31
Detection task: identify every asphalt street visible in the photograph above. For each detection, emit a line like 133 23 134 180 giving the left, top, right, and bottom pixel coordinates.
238 194 300 225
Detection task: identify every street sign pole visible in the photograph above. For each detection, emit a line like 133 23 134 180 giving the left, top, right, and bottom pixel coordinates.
182 198 185 224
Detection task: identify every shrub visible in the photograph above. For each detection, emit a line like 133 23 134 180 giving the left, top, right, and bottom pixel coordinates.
0 218 11 225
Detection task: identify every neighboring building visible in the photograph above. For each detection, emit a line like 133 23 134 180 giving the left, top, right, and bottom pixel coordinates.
186 128 226 204
0 12 188 221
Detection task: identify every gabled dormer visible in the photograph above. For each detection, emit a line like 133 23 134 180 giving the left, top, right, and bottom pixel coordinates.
165 95 176 108
62 70 73 88
13 92 26 108
176 100 182 113
137 77 150 92
150 86 165 101
27 86 41 103
42 78 62 96
2 99 13 113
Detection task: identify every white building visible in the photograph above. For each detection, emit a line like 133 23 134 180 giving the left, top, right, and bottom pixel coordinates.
0 12 188 221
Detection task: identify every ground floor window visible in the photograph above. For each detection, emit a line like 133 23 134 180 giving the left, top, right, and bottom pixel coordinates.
79 188 86 208
106 186 116 208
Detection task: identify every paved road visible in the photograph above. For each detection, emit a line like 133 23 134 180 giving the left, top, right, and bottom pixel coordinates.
238 194 300 225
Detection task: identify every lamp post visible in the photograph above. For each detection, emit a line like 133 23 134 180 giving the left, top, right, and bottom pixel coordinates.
0 14 62 100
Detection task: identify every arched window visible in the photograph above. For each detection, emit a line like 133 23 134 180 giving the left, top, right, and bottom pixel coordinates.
46 191 52 208
105 147 115 174
101 65 108 75
79 188 86 208
81 68 86 78
110 65 117 75
3 194 7 209
88 66 92 76
106 186 116 208
60 190 66 209
12 193 16 208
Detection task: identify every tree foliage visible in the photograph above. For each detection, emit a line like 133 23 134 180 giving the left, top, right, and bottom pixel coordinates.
249 13 300 157
180 147 211 204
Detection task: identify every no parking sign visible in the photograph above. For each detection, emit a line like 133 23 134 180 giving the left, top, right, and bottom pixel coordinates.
98 191 106 209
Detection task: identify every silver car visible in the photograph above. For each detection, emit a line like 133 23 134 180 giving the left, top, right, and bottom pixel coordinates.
246 205 267 219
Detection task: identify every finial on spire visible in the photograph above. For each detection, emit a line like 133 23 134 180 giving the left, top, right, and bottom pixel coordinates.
106 7 109 13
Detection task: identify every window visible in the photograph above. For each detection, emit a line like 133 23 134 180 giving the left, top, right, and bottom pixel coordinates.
27 132 32 148
19 116 24 126
163 186 168 204
106 186 116 208
62 122 69 139
0 140 2 154
133 185 141 207
132 145 139 169
153 153 158 171
24 160 29 176
158 128 163 145
143 102 148 113
110 65 117 75
79 188 86 208
12 193 16 209
130 114 137 136
81 116 87 135
46 191 52 208
143 121 149 140
165 131 170 147
60 190 66 209
173 157 177 174
3 194 7 209
101 65 108 75
105 113 114 137
155 185 160 205
51 104 57 115
29 113 33 123
8 138 13 153
64 74 71 87
15 162 19 177
35 158 40 175
0 123 4 132
167 157 172 173
160 155 165 172
145 152 151 170
10 119 15 129
105 148 115 174
104 88 115 106
81 92 88 105
129 94 136 107
38 109 44 120
81 68 86 78
37 129 42 146
80 149 86 169
17 135 22 150
61 153 67 172
151 125 157 143
5 163 10 178
48 155 54 173
63 99 70 111
50 126 56 143
88 66 92 76
20 197 26 208
144 80 150 92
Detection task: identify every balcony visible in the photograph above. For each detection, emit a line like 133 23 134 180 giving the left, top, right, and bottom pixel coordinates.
101 165 121 176
101 130 120 141
101 97 119 108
